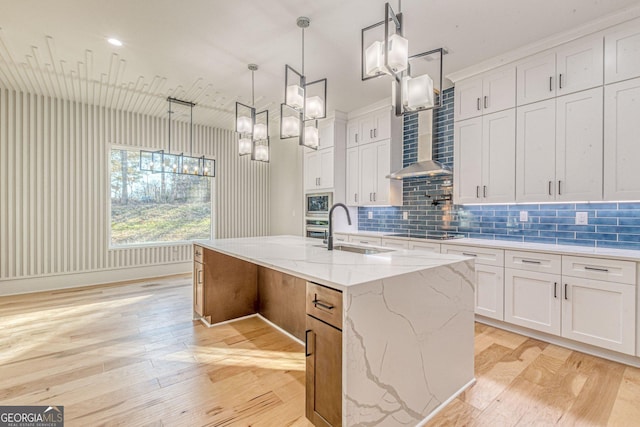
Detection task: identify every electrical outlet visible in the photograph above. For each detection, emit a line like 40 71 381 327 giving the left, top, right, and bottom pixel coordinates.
402 211 408 220
576 212 588 225
368 211 373 219
519 211 528 222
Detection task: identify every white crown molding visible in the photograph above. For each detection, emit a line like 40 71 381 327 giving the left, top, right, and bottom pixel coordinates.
447 5 640 83
347 97 392 119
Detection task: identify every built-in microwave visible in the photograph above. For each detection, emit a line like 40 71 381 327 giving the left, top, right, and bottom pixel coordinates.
305 192 332 217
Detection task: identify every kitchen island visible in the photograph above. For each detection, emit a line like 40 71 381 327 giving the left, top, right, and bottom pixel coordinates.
194 235 475 426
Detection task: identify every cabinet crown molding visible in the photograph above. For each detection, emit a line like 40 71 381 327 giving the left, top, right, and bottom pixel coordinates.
447 6 640 83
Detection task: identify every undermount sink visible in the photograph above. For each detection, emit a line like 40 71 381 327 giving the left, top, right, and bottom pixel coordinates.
332 244 394 255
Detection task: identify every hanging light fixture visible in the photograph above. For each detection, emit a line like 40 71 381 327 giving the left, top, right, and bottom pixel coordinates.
235 64 270 162
361 1 446 116
280 16 327 149
140 97 215 178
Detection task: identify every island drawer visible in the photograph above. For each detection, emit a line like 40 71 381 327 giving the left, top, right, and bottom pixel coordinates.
307 282 343 330
194 245 204 263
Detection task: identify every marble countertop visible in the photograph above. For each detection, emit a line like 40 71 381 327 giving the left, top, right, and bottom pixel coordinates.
336 231 640 261
196 235 471 290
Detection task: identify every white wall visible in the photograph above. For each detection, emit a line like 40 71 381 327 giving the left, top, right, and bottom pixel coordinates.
269 136 304 236
0 89 270 295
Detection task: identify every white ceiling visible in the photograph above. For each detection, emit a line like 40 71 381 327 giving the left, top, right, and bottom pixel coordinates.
1 0 639 129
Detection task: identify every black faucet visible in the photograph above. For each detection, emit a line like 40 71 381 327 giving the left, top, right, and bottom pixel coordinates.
327 203 352 250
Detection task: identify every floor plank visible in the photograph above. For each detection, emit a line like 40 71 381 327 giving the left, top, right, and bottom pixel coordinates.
1 276 638 427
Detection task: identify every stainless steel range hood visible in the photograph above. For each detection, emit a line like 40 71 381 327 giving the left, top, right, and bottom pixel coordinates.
387 109 452 180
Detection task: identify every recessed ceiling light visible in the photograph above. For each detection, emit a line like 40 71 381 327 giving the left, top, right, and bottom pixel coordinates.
107 38 123 47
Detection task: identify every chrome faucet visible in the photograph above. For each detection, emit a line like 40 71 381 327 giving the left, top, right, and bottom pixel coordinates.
327 203 352 250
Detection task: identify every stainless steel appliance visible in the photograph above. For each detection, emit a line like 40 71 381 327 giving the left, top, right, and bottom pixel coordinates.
306 217 329 239
305 192 332 217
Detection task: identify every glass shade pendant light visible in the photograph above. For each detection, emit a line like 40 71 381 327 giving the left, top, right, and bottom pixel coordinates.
235 64 270 161
361 1 446 116
281 16 327 149
140 97 215 178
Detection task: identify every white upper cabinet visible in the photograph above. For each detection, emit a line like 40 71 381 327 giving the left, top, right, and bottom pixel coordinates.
517 35 604 105
347 122 360 147
516 99 557 202
304 148 334 191
605 18 640 84
556 35 604 97
455 65 516 121
347 106 397 146
517 51 557 106
482 66 517 114
317 120 335 150
455 77 484 121
555 87 603 201
345 147 359 205
604 78 640 200
454 109 516 204
454 117 483 203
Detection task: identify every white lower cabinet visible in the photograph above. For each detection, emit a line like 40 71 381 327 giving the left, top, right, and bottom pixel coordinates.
442 244 505 320
380 238 409 250
475 265 505 321
503 250 637 356
505 269 561 335
562 278 636 355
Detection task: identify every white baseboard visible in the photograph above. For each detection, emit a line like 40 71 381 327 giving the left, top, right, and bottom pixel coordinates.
476 316 640 368
0 262 192 296
416 378 477 426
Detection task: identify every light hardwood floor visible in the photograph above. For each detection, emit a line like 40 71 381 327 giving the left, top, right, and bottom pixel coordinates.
1 277 639 426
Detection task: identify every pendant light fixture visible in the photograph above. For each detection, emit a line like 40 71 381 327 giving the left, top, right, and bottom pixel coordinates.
235 64 270 162
280 16 327 150
140 97 215 177
361 1 446 116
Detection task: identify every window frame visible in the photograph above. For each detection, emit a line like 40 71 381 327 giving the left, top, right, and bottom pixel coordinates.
107 144 216 249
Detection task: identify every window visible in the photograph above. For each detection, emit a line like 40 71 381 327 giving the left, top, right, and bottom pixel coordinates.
110 148 212 245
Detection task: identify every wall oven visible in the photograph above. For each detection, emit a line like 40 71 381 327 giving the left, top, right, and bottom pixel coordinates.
306 218 329 239
305 192 332 217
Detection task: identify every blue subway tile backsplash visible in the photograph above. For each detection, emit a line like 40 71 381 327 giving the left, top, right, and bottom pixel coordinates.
357 87 640 250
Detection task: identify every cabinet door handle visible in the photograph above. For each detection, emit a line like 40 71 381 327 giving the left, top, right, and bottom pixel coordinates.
558 180 562 196
476 185 480 198
305 330 314 357
355 134 358 143
374 128 377 138
313 299 335 310
484 96 488 109
522 259 542 265
370 129 373 138
462 252 477 257
477 97 481 111
369 193 372 201
553 282 557 298
564 283 568 300
198 270 203 284
318 177 321 186
549 76 553 92
483 185 487 198
355 193 358 203
584 266 609 272
559 73 563 89
548 181 553 196
373 192 376 201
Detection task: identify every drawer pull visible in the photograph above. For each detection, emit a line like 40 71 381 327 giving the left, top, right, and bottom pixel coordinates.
462 252 477 257
521 259 542 265
195 250 201 256
359 241 369 244
553 282 557 299
305 330 314 357
584 266 609 272
313 299 334 310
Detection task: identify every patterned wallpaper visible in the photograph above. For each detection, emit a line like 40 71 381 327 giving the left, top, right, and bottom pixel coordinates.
357 88 640 250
